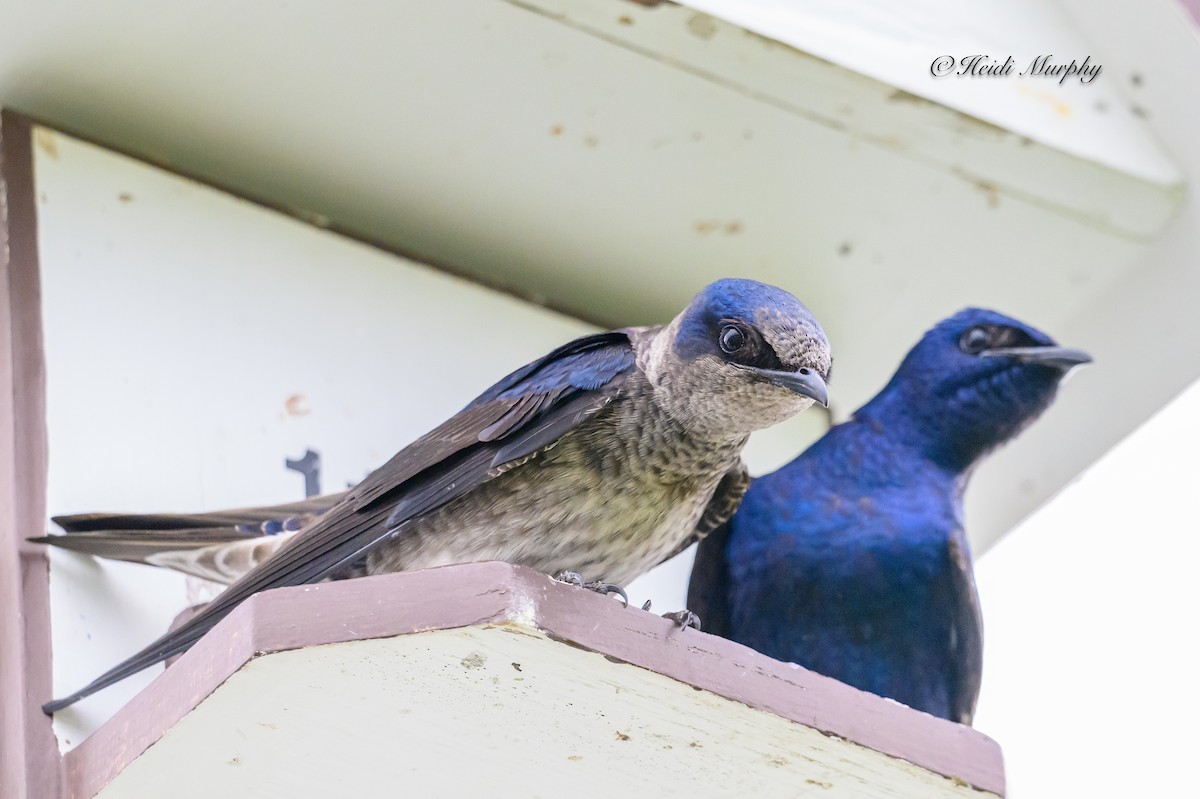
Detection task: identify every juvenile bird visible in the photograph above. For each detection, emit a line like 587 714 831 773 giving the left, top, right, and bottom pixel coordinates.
687 309 1089 724
41 278 831 711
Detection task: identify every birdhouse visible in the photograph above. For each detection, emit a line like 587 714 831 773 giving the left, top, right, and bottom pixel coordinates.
3 0 1199 795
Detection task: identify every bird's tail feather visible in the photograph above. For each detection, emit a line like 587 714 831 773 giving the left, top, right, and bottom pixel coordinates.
31 493 347 584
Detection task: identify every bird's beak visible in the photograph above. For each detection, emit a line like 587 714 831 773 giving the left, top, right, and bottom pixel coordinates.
742 366 829 407
980 346 1093 370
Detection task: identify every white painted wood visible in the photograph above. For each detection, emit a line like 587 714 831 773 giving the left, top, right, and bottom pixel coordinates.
678 0 1179 187
95 624 1000 799
523 0 1180 237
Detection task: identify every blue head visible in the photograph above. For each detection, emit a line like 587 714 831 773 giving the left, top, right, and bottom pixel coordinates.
651 279 832 437
856 308 1090 472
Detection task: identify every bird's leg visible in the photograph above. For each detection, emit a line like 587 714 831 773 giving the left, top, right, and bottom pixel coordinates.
553 571 629 607
661 609 702 631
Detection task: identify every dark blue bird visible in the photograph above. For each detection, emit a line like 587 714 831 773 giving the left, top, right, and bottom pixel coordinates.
687 309 1090 724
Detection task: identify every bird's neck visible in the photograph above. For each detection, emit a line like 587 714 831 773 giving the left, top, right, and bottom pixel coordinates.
622 369 749 477
851 388 981 480
632 323 759 451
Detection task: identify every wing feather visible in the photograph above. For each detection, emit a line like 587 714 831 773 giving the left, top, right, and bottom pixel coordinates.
676 463 751 637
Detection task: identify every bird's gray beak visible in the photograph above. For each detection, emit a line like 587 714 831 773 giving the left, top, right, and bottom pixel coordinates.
743 366 829 407
980 346 1093 370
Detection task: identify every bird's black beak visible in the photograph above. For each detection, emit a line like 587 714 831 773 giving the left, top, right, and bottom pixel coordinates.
980 346 1093 370
742 366 829 407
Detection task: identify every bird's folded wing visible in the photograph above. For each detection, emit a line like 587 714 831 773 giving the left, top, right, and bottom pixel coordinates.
45 329 638 712
676 464 750 637
944 533 984 725
693 463 751 543
685 522 735 639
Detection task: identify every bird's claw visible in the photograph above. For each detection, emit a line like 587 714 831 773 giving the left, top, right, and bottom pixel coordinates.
585 581 629 607
554 570 586 588
662 609 702 631
553 571 629 608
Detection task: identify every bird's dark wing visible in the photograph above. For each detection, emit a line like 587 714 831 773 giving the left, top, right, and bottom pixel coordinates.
46 330 637 712
31 494 348 564
694 463 751 542
944 533 984 725
680 464 751 638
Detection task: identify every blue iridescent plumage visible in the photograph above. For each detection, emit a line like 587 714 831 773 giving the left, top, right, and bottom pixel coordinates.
688 308 1090 723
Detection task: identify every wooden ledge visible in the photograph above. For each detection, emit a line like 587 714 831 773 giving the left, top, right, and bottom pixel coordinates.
63 562 1004 798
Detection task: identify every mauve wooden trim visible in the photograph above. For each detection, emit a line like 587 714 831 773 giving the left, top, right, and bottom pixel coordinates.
63 611 259 799
63 563 518 798
64 562 1004 798
0 110 60 799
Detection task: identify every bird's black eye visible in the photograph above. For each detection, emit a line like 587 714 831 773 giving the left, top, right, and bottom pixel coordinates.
719 325 746 354
959 326 992 355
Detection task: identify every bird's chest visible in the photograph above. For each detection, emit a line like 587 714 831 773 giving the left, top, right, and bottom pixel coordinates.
490 429 732 581
730 496 960 645
373 402 740 585
733 531 960 667
825 533 952 608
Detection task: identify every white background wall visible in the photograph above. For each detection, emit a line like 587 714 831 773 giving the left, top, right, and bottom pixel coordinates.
973 379 1200 796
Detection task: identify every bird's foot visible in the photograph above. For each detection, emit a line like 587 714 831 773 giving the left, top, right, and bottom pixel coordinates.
661 609 702 631
553 571 629 607
554 570 586 587
637 599 700 630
